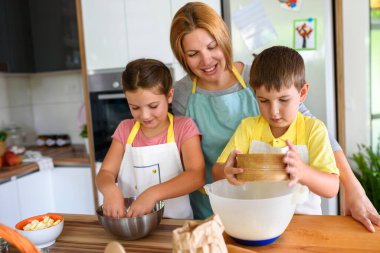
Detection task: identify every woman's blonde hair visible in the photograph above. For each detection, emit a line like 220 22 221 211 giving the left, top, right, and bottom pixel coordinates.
170 2 233 77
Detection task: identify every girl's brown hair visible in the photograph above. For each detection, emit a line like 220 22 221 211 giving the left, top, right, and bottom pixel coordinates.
170 2 233 77
122 58 172 95
250 46 306 91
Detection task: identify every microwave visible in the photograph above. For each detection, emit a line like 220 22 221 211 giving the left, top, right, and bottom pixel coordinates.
88 70 132 162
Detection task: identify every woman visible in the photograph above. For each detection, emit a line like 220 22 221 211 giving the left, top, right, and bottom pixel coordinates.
169 2 380 232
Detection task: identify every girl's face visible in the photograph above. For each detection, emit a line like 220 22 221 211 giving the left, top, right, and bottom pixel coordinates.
125 86 173 132
182 28 226 85
255 84 309 137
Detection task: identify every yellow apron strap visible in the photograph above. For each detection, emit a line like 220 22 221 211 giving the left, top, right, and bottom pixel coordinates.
127 121 141 145
191 65 247 94
231 65 247 88
127 113 175 145
167 113 175 143
191 78 197 94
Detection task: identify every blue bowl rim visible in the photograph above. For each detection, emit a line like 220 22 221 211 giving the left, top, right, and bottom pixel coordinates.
231 235 280 246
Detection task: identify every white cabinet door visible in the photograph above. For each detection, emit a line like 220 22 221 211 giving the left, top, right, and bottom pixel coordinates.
170 0 221 18
124 0 173 64
81 0 129 71
17 171 54 219
95 162 103 206
0 178 21 227
52 167 95 215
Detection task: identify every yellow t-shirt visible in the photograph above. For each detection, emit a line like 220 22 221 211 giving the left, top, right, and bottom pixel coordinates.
217 112 339 175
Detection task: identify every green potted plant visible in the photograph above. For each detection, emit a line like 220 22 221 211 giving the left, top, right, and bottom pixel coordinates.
80 124 88 139
350 138 380 212
0 130 7 156
79 124 89 154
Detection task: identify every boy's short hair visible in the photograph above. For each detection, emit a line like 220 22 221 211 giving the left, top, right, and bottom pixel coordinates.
122 58 172 95
249 46 306 91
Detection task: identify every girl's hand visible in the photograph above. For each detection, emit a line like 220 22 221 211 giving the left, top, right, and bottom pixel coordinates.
284 140 307 186
224 149 245 186
126 191 156 218
102 186 126 218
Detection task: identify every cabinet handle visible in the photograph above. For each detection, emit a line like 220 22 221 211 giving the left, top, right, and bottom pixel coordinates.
98 94 125 100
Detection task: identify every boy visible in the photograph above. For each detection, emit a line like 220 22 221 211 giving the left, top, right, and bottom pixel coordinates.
212 46 339 215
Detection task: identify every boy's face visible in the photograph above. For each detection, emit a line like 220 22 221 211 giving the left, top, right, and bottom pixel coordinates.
255 84 309 137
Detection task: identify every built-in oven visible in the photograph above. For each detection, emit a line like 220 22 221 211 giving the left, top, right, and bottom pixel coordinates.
88 70 132 161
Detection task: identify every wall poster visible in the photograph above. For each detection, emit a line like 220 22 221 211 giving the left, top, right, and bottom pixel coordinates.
293 18 317 50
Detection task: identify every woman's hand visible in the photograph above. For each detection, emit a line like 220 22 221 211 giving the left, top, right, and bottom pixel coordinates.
223 149 245 186
334 150 380 232
284 140 307 186
102 186 126 218
344 185 380 232
126 190 157 218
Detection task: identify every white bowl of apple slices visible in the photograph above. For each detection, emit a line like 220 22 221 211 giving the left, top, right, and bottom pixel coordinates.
15 213 64 249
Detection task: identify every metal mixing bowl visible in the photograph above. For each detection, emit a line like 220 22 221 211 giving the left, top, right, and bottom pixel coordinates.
96 197 164 240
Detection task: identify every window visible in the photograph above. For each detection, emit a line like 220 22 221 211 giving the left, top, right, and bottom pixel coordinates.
370 0 380 148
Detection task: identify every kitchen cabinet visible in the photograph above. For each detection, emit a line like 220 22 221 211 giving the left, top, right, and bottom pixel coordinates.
95 162 103 205
81 0 221 72
0 0 80 73
81 0 129 71
0 166 94 227
0 178 21 227
29 0 81 72
124 0 172 64
170 0 221 17
0 0 35 73
16 170 55 219
52 167 95 215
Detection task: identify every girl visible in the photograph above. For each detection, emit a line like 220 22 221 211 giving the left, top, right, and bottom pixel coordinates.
96 58 205 219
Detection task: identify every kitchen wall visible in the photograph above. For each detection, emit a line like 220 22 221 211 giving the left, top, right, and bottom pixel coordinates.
0 75 11 126
0 71 84 146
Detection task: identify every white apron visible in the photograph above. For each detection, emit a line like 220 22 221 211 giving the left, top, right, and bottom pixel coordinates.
117 113 193 219
249 116 322 215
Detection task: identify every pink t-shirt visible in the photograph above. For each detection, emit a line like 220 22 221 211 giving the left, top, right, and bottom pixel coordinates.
112 116 201 152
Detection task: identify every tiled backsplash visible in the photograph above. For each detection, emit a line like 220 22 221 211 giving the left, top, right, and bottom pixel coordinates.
0 71 85 146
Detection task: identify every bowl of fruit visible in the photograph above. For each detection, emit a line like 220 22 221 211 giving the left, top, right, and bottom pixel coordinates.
15 213 64 248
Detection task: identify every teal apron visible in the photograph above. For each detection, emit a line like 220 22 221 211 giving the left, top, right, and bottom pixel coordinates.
185 66 260 219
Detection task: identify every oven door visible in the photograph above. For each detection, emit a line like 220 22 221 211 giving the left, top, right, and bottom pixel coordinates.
90 91 132 161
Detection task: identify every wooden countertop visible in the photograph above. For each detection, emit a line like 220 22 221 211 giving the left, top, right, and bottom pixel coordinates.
0 145 90 181
12 214 379 253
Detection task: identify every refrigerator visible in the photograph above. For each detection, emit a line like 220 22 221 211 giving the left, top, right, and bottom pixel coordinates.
222 0 338 215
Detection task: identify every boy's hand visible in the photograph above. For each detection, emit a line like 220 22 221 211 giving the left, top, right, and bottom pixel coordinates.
224 149 245 186
126 191 157 218
284 140 307 186
102 186 126 218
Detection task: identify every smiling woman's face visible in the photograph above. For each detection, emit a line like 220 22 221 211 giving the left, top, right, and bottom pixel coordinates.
182 28 226 84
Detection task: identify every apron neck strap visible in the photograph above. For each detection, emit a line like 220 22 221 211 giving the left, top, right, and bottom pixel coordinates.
127 113 175 145
191 65 247 94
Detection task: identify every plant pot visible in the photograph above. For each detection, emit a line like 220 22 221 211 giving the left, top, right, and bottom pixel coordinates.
0 141 6 157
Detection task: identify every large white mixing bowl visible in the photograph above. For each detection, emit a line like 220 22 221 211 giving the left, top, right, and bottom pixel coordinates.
204 179 308 246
